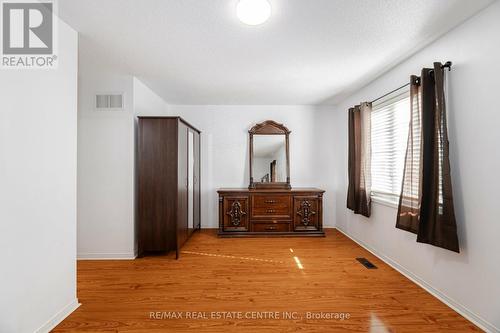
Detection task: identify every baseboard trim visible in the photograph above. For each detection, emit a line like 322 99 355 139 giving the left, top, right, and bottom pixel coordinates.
35 298 80 333
335 227 499 333
77 252 136 260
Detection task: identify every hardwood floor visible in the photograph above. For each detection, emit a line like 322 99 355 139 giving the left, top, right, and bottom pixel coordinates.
54 229 480 332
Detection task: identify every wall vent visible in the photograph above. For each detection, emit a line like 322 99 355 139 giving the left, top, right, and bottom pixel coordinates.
95 93 124 110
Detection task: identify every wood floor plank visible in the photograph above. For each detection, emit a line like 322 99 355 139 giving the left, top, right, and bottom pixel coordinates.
53 229 480 332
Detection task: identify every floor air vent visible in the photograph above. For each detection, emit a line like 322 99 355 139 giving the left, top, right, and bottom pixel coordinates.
356 257 377 269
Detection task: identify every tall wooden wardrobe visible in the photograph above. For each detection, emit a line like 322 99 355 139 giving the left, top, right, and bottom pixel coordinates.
137 116 201 258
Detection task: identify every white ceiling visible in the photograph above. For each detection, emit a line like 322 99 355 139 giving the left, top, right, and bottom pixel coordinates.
59 0 494 105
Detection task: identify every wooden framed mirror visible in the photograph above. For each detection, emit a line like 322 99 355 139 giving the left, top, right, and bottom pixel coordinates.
249 120 291 189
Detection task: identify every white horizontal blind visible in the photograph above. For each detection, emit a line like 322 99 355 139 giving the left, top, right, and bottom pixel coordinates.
371 89 411 204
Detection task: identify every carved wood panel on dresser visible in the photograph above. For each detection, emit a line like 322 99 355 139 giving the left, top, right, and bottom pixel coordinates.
218 188 325 237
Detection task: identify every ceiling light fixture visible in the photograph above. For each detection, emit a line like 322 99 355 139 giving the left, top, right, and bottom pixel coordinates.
236 0 271 26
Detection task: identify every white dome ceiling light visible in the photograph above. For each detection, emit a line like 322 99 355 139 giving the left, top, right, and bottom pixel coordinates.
236 0 272 26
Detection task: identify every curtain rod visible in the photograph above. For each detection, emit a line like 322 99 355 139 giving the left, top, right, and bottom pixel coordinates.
370 61 452 104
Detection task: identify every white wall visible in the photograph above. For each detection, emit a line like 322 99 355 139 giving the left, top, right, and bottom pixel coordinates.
77 44 136 259
0 21 79 333
133 78 170 115
168 105 336 229
77 40 170 258
332 2 500 331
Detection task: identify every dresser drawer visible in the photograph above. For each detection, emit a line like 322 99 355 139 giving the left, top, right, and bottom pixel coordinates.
251 221 290 232
251 195 292 218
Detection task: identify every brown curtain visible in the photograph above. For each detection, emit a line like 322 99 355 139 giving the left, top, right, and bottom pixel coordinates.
396 75 422 233
347 102 372 217
396 62 459 252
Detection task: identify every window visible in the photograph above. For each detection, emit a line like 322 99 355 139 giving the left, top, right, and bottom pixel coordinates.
371 89 411 205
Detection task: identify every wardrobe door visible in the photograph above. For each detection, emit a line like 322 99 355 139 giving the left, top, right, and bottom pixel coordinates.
187 128 195 236
177 122 188 258
193 131 201 229
138 118 177 256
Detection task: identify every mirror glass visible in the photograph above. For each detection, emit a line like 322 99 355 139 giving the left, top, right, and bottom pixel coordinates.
253 135 286 183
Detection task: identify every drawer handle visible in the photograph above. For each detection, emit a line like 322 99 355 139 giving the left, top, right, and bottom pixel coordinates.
264 200 277 204
266 209 276 213
265 226 277 230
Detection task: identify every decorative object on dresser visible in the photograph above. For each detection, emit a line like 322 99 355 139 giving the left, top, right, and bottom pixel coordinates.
137 116 201 258
218 120 325 237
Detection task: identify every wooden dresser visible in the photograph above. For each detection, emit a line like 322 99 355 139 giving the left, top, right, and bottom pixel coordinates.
217 188 325 237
